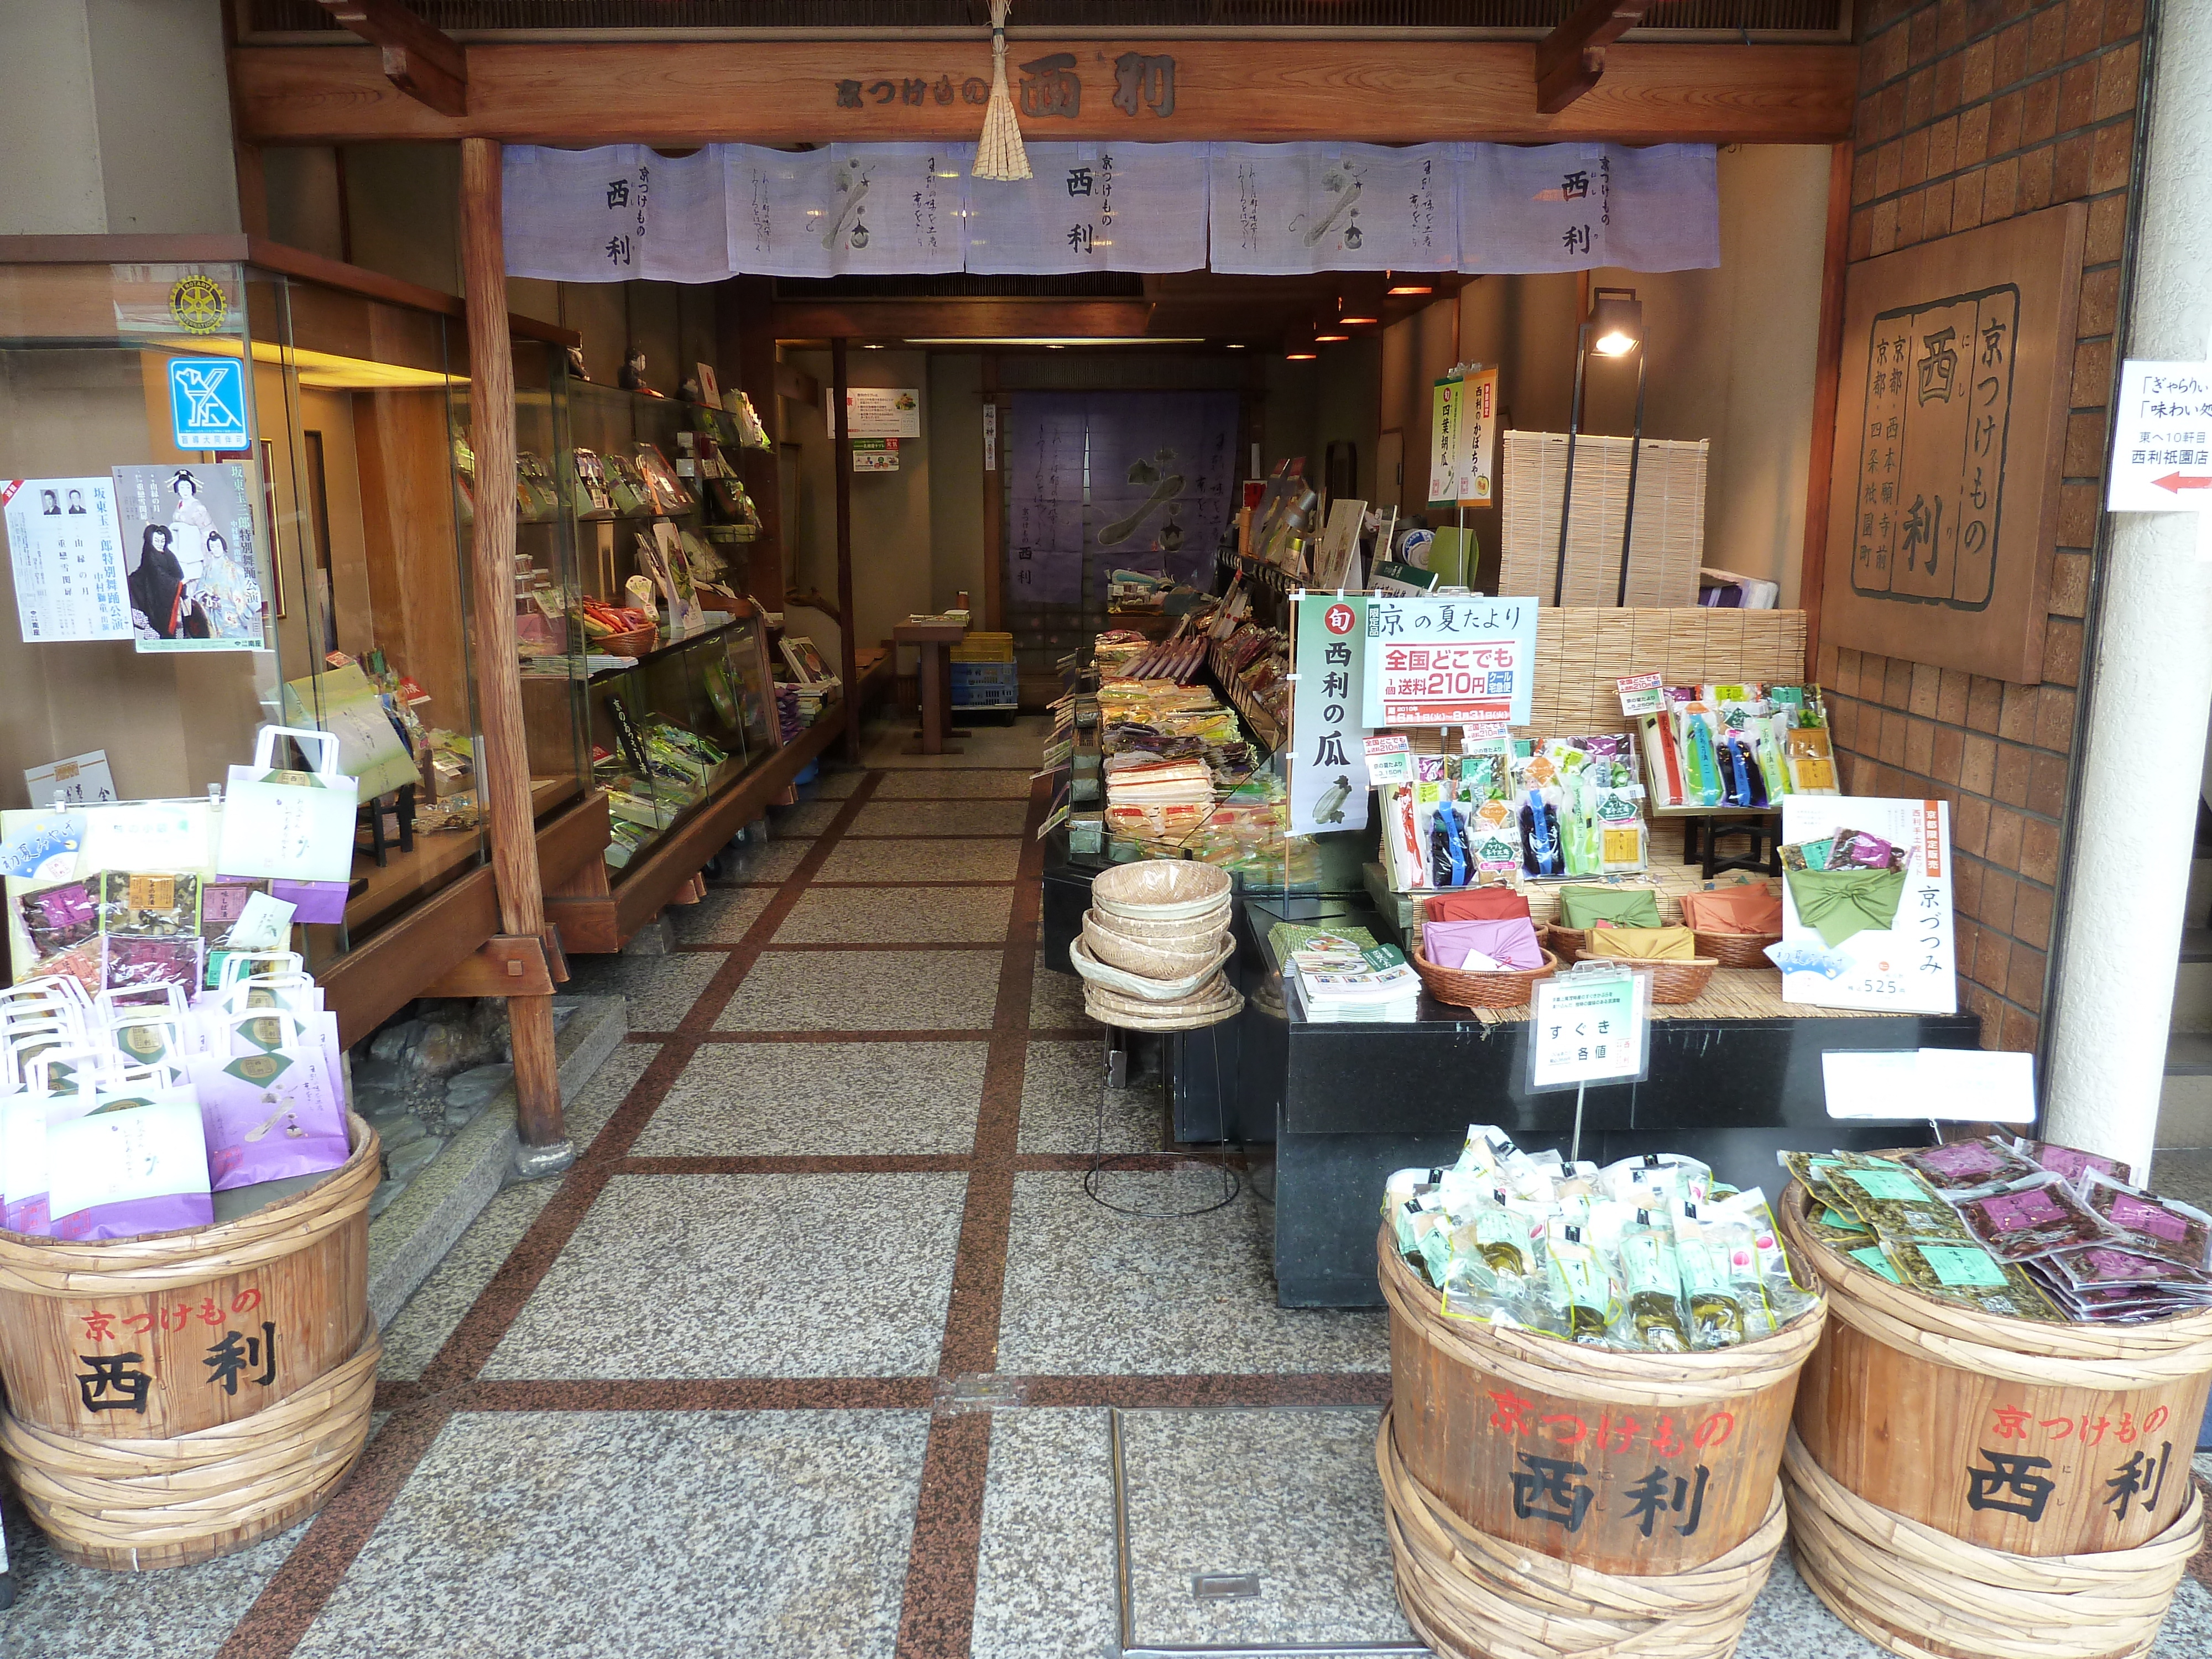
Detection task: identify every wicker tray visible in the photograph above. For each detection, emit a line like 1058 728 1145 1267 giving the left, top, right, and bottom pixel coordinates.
1411 945 1559 1010
1542 927 1718 1004
594 624 658 657
1694 928 1782 969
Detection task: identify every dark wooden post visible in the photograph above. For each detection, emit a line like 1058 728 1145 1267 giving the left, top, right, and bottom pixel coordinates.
458 136 564 1150
832 335 860 761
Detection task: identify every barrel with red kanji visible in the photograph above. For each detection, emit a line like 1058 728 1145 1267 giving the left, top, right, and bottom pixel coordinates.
0 1117 381 1569
1376 1226 1828 1577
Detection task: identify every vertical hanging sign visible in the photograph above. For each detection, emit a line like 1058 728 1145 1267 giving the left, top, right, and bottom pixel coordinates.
1458 367 1499 504
1428 378 1465 506
1288 594 1370 837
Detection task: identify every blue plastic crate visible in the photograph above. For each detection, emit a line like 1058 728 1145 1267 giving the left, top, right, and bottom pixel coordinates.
951 660 1019 707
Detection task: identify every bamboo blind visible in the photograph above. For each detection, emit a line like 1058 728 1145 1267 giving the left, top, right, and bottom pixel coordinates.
1500 431 1709 609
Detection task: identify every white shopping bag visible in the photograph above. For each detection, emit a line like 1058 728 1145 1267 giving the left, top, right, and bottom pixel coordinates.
216 727 359 885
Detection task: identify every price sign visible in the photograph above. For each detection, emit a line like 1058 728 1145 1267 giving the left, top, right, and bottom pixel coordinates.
1526 967 1651 1093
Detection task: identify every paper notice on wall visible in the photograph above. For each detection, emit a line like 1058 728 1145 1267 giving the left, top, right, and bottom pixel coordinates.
3 477 132 643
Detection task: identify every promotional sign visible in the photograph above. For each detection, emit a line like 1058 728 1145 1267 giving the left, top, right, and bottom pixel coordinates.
1361 596 1538 732
826 388 922 440
1428 368 1499 506
1288 594 1370 836
1615 672 1666 717
1527 967 1652 1092
1428 378 1465 506
3 477 131 642
112 462 266 653
24 750 116 808
2105 358 2212 514
851 438 901 473
1777 795 1956 1015
166 356 249 450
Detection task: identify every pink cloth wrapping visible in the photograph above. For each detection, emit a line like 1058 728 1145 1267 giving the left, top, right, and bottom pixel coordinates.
1421 916 1545 971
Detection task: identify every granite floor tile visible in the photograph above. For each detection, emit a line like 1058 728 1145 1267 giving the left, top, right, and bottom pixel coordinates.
971 1409 1119 1659
1018 1039 1165 1154
0 1501 308 1659
1030 966 1100 1031
714 949 1003 1031
774 885 1013 945
1121 1407 1413 1650
561 950 726 1032
564 1040 661 1150
669 885 774 943
634 1041 988 1156
874 769 1036 799
289 1410 928 1659
378 1182 559 1380
848 799 1028 837
816 838 1022 884
860 716 1050 770
769 799 846 838
997 1172 1387 1375
811 766 866 799
725 837 815 884
484 1172 966 1378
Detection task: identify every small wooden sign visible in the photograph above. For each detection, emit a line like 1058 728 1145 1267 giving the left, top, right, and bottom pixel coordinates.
1820 204 2087 684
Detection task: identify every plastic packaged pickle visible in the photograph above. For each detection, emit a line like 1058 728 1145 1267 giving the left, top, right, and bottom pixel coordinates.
1875 1237 2064 1320
1673 1211 1750 1348
1618 1210 1692 1352
1953 1173 2114 1264
1902 1134 2044 1197
2078 1172 2212 1270
1546 1218 1619 1344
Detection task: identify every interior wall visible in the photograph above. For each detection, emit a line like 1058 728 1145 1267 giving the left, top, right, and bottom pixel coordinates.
1311 336 1383 507
927 354 986 615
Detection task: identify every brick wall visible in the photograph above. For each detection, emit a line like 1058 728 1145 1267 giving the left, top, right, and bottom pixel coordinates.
1815 0 2142 1052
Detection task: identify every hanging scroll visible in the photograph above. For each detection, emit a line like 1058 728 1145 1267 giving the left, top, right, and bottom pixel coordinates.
1208 142 1457 275
964 143 1208 274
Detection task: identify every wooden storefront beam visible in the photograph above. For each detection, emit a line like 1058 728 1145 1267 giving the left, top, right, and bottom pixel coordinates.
231 39 1856 147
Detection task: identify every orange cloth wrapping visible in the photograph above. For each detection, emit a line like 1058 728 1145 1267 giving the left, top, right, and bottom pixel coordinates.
1677 884 1785 935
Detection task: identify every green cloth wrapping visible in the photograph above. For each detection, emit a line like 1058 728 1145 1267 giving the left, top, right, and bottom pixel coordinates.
1785 866 1909 947
1556 885 1664 930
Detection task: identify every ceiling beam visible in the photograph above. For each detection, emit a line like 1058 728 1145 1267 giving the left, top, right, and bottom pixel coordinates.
1535 0 1661 113
231 39 1854 145
312 1 468 117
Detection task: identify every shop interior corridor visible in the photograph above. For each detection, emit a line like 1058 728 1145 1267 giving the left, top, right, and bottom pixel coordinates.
6 714 2211 1658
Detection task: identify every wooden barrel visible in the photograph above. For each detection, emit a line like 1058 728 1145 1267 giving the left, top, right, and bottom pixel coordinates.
1776 1180 2212 1659
0 1116 382 1570
1377 1227 1827 1576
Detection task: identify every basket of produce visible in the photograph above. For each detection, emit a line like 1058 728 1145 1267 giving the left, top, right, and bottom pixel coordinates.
576 598 659 657
1376 1134 1826 1658
1775 1138 2212 1658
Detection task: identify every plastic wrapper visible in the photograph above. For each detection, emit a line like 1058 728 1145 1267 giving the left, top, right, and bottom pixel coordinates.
1953 1174 2116 1263
1902 1134 2044 1197
1876 1238 2063 1320
2016 1140 2134 1189
1616 1211 1691 1352
1546 1219 1619 1343
2078 1172 2212 1270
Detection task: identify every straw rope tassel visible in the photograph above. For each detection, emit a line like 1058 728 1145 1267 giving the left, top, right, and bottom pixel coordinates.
973 0 1032 182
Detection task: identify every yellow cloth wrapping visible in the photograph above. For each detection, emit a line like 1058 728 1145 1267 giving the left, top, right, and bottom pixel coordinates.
1584 925 1698 961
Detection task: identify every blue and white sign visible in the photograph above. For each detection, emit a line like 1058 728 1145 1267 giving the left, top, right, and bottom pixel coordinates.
168 357 247 450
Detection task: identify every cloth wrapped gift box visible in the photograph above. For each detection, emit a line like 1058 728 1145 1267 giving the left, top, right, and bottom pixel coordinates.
1677 884 1785 935
1556 885 1664 930
1420 916 1545 971
1584 925 1699 961
1423 888 1532 922
1784 865 1909 948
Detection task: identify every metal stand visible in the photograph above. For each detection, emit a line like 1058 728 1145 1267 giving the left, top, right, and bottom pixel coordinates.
1082 1022 1240 1219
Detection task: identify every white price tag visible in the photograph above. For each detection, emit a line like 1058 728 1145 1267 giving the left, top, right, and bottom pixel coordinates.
1616 671 1665 717
1363 734 1412 786
1527 968 1651 1092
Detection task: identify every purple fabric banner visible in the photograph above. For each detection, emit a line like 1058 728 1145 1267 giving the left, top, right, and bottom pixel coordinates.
1005 392 1089 606
1086 392 1240 591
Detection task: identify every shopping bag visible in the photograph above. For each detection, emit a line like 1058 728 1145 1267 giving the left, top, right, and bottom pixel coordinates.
216 727 358 885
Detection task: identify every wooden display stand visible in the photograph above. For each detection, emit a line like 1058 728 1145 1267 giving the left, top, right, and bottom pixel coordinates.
895 620 969 756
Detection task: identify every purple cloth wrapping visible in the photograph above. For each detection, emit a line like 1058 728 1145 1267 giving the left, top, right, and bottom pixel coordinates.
1421 916 1544 971
50 1191 213 1241
271 879 349 923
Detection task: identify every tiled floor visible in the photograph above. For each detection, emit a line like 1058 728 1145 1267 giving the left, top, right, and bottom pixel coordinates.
15 717 2212 1659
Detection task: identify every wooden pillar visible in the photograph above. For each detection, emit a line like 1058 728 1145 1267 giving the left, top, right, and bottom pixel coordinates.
832 335 860 762
1797 138 1854 675
458 137 564 1149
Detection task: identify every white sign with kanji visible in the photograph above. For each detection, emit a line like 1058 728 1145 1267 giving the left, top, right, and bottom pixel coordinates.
2106 358 2212 513
1360 596 1538 732
1528 969 1650 1091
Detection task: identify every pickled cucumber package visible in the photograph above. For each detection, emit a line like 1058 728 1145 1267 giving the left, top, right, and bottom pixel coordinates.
1616 1209 1691 1352
1547 1219 1620 1344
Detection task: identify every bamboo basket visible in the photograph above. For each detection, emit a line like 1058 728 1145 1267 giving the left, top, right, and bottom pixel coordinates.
1380 1413 1789 1659
1541 928 1720 1004
1692 929 1783 969
595 623 658 658
1378 1228 1826 1577
1776 1179 2212 1563
1410 944 1558 1010
0 1114 380 1568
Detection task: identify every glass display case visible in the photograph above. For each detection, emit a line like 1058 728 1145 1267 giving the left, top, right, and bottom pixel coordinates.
0 246 488 986
455 367 784 889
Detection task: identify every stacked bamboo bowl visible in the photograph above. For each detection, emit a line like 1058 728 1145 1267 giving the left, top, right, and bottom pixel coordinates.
1072 861 1243 1029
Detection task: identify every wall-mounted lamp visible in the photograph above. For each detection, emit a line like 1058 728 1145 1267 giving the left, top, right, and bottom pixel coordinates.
1556 285 1651 608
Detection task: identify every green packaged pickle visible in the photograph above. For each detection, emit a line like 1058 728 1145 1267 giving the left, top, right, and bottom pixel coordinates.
1546 1218 1619 1344
1618 1211 1692 1352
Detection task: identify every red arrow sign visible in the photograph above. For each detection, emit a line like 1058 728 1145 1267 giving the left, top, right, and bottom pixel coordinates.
2153 472 2212 492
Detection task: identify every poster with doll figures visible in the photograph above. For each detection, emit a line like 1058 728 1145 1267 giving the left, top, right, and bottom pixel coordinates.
1776 795 1955 1015
113 462 267 652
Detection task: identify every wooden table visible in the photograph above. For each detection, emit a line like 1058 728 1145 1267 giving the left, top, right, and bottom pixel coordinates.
894 620 970 755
